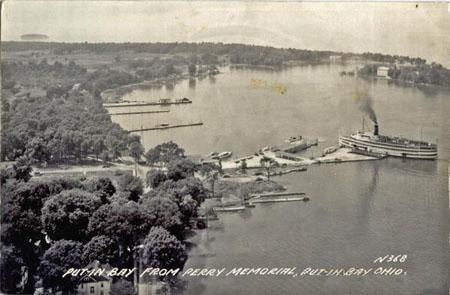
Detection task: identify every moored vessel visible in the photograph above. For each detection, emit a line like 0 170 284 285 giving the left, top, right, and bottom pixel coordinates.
339 124 437 160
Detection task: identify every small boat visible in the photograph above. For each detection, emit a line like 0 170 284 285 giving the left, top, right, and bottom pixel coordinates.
212 151 232 160
285 135 304 143
217 151 232 159
176 97 191 103
208 152 219 157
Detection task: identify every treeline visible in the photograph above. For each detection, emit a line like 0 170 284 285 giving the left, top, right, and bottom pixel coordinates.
358 63 450 87
1 143 210 294
4 41 437 68
361 52 427 66
2 59 141 97
2 59 87 90
3 41 337 66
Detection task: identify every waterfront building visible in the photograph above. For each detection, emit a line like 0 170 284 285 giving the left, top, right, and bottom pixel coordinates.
376 66 390 78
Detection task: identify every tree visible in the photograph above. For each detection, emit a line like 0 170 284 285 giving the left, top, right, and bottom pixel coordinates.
41 189 102 241
129 141 144 176
141 197 182 234
82 235 120 265
82 177 116 203
92 136 106 160
129 141 144 163
100 150 109 163
148 177 207 229
1 181 49 247
166 158 196 181
12 156 32 182
24 137 50 163
259 157 278 180
88 202 153 256
146 169 167 188
38 240 84 294
117 174 143 202
0 246 26 294
145 141 185 166
141 227 187 271
157 177 207 205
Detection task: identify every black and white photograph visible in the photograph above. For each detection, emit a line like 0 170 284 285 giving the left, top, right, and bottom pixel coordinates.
1 1 449 294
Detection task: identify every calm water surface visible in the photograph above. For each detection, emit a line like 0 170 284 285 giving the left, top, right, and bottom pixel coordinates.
112 64 450 294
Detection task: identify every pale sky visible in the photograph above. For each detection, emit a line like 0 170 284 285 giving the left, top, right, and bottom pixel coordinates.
2 1 449 66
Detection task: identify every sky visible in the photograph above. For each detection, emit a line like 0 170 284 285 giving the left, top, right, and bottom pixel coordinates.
2 1 449 66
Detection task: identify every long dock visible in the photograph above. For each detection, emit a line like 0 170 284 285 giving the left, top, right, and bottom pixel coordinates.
249 192 306 199
109 110 170 116
213 206 246 212
127 122 203 133
103 100 192 108
249 196 309 204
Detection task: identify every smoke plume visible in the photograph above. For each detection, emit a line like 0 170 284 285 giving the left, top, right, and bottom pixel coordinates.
352 90 377 124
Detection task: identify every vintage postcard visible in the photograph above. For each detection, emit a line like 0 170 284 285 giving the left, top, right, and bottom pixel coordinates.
1 1 449 294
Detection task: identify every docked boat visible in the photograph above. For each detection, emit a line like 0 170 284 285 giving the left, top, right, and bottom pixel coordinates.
280 136 309 153
207 152 219 157
339 124 437 160
212 151 233 159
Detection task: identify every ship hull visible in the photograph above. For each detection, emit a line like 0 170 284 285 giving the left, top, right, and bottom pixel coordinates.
339 135 437 160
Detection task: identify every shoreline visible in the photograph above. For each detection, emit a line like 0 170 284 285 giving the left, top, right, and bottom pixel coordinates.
101 70 221 102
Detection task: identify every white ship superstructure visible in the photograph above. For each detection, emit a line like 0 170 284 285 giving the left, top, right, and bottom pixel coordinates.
339 124 437 160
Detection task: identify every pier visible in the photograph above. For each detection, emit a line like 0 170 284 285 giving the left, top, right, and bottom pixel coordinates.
269 167 307 176
213 206 246 212
249 192 306 199
127 122 203 133
109 110 170 116
249 196 309 204
103 100 192 108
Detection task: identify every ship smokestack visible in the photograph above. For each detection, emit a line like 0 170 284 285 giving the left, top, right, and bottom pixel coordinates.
374 124 379 136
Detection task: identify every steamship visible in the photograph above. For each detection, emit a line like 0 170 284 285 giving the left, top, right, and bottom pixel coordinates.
339 124 437 160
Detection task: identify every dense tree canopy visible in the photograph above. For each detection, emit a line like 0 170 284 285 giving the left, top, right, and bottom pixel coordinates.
117 174 144 202
41 189 102 241
88 201 152 248
82 176 116 203
141 226 187 271
38 240 84 293
82 235 120 266
141 197 183 234
166 158 196 181
145 141 185 166
0 246 26 294
145 169 167 188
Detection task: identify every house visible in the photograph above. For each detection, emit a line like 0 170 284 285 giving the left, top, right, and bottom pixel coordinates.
376 66 390 78
77 276 111 295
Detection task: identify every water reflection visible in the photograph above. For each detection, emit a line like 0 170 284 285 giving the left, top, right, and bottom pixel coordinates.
208 75 216 84
165 81 175 91
188 78 196 89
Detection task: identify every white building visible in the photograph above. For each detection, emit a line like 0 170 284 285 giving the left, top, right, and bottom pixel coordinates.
376 66 390 78
77 276 111 295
